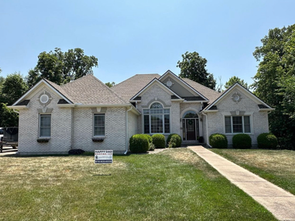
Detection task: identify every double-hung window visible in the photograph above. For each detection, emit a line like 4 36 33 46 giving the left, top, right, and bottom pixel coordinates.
39 114 51 137
143 102 170 134
94 114 105 136
225 116 251 133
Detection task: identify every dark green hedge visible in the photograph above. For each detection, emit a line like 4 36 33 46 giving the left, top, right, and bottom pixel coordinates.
152 134 166 148
129 134 149 153
257 133 278 149
166 133 182 147
232 134 252 149
209 133 228 148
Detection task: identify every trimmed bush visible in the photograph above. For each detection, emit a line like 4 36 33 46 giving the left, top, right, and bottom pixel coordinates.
209 133 228 148
68 149 85 155
257 133 278 149
142 134 154 151
232 134 252 149
166 133 182 148
152 134 166 148
129 134 149 153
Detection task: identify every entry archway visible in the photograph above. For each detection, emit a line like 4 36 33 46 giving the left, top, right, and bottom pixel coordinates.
182 111 199 141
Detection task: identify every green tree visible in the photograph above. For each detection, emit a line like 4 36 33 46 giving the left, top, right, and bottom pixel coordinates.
105 82 116 87
224 76 249 89
27 48 98 87
0 103 18 127
252 24 295 149
1 73 28 105
177 51 216 89
0 73 28 127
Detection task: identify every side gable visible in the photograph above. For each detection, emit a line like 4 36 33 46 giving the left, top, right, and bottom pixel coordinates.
159 70 209 102
10 79 73 109
203 83 274 112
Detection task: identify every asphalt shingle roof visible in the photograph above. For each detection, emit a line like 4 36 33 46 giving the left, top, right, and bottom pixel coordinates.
59 75 128 105
111 74 160 102
112 73 220 104
181 78 220 103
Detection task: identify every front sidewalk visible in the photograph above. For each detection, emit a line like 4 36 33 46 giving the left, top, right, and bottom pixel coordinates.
189 146 295 221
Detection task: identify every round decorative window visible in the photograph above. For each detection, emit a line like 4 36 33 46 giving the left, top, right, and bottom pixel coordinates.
166 79 173 88
40 94 49 104
232 93 241 103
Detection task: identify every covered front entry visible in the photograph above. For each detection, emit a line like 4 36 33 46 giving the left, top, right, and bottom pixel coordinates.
182 111 199 141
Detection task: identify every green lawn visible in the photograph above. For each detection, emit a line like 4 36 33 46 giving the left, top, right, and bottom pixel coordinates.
0 149 276 221
211 148 295 195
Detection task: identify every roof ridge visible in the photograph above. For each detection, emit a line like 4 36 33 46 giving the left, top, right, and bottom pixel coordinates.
182 78 220 94
89 75 129 104
113 73 160 88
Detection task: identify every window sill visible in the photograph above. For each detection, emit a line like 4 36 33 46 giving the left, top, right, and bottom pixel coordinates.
37 138 50 143
92 136 105 142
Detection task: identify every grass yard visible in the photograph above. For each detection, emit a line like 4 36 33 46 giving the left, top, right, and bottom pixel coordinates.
211 148 295 195
0 149 276 221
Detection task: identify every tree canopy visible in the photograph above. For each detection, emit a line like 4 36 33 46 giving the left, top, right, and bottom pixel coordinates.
105 82 116 88
224 76 249 89
252 24 295 149
27 48 98 87
0 73 28 126
177 51 216 89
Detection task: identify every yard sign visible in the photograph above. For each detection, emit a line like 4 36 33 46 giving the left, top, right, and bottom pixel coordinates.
94 150 113 164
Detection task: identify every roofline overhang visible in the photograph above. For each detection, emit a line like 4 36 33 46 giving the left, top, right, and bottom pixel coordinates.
59 103 141 115
259 108 275 112
12 79 73 106
183 100 206 103
202 110 218 113
7 105 28 110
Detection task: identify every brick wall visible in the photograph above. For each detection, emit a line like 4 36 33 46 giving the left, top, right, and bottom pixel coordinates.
206 88 270 146
72 107 126 154
18 85 72 154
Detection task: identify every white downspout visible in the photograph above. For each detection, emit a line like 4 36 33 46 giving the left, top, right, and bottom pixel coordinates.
125 106 133 154
202 112 211 148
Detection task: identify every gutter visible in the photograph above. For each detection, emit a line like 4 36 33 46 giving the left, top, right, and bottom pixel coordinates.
125 106 133 154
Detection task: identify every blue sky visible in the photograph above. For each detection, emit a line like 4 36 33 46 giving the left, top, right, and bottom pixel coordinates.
0 0 294 88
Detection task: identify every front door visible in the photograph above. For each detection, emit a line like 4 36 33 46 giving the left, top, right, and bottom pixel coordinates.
186 119 196 140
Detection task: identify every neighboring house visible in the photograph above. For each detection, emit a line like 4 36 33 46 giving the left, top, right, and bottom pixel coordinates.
9 70 273 155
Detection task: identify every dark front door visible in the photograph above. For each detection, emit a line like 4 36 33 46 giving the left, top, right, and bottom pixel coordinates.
186 119 196 140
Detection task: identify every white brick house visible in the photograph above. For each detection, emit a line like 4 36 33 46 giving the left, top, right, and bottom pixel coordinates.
9 70 273 155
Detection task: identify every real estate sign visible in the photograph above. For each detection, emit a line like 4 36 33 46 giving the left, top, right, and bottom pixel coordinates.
94 150 113 164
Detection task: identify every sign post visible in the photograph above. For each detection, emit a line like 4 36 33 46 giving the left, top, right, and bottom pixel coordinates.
94 150 113 164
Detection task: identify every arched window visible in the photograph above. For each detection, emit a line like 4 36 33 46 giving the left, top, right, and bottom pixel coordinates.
183 111 198 118
143 102 170 134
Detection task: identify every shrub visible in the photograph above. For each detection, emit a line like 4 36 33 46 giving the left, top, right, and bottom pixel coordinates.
129 134 149 153
142 134 154 151
152 134 166 148
166 133 182 148
232 134 252 149
68 149 85 155
257 133 278 149
209 133 228 148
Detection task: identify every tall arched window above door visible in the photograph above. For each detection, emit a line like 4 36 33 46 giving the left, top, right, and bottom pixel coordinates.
143 102 170 134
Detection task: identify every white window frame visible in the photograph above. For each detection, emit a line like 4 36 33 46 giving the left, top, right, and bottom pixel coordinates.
39 114 51 138
93 113 105 137
224 115 251 134
143 102 171 135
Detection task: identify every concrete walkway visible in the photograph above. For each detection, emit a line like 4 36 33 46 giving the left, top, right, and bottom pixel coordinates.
189 146 295 221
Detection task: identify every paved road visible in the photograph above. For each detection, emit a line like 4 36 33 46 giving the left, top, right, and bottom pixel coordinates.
189 146 295 221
